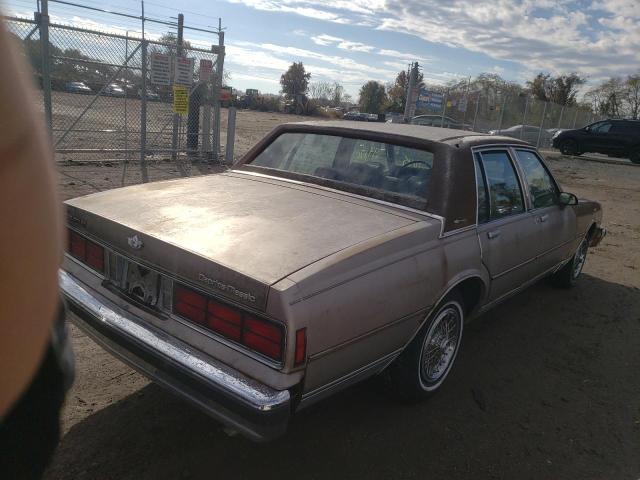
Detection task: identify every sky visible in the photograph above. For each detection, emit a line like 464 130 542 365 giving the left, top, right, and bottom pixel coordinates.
3 0 640 97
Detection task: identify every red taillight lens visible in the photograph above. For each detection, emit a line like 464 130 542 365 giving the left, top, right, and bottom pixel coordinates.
294 328 307 366
207 300 242 341
243 315 283 360
173 284 284 361
85 241 105 272
174 284 207 324
67 229 104 274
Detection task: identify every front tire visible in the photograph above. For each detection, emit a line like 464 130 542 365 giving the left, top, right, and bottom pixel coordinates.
386 293 464 400
559 139 580 156
629 148 640 164
551 236 589 288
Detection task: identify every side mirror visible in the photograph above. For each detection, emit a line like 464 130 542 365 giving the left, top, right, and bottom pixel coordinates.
559 192 578 206
584 126 591 133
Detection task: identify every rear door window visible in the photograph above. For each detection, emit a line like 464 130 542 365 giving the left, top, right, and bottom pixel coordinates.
514 150 559 209
476 150 525 221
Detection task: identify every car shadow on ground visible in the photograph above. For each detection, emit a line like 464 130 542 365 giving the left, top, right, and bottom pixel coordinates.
46 274 640 480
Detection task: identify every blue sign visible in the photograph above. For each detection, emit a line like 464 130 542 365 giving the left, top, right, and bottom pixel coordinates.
416 89 444 109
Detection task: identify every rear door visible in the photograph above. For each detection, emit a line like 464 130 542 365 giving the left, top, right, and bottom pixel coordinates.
512 148 576 270
586 121 620 154
474 149 541 301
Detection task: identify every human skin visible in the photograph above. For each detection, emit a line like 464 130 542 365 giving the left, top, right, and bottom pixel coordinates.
0 20 63 416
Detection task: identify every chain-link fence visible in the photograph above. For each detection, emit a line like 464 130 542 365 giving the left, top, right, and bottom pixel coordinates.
414 89 603 149
4 0 226 185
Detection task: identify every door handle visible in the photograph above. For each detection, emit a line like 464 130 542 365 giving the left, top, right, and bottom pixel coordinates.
487 230 501 239
539 214 549 223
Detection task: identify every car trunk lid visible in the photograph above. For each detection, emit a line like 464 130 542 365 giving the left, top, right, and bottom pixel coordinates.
65 172 417 310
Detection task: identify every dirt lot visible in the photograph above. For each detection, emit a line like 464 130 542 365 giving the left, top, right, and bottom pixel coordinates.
46 111 639 479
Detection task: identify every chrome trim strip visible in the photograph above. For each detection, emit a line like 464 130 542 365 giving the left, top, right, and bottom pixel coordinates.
229 169 445 223
479 258 568 312
440 224 476 238
491 236 575 280
59 270 290 411
300 349 402 406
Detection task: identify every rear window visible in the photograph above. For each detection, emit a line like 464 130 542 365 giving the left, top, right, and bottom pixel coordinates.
247 132 434 205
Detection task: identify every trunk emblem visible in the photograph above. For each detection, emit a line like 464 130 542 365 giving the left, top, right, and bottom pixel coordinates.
127 234 144 250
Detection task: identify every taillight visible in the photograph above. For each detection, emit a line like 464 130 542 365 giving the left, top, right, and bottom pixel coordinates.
68 229 105 273
294 328 307 366
173 284 284 362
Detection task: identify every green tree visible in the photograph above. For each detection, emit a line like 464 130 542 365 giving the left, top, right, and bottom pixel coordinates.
280 62 311 100
359 81 388 114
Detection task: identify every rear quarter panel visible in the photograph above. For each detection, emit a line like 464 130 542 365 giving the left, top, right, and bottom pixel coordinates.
574 199 603 238
278 221 488 396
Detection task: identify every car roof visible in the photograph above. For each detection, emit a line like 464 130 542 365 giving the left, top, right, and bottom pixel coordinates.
282 120 531 147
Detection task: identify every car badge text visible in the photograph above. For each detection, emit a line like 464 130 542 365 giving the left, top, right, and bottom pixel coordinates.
198 273 256 303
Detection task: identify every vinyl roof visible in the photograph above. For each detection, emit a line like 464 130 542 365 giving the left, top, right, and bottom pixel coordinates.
286 120 531 147
291 120 483 142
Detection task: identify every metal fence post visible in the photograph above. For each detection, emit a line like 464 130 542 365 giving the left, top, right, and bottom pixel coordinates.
520 95 529 139
497 94 506 131
171 13 184 164
212 28 225 160
557 105 565 129
536 101 547 148
440 90 447 127
139 40 149 182
40 0 53 134
225 106 236 164
472 92 480 131
572 109 579 128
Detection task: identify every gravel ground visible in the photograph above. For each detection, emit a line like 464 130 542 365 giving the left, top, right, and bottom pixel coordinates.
45 112 640 480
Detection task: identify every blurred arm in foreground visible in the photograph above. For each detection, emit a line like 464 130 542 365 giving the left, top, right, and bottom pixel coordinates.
0 16 71 479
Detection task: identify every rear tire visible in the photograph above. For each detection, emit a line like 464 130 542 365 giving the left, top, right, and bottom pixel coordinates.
386 292 464 401
629 148 640 164
559 139 580 156
551 236 589 288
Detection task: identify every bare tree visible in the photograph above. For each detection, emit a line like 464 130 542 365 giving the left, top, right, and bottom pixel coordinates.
625 74 640 119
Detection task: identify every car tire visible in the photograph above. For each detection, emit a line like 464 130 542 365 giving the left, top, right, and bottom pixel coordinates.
550 235 589 288
629 148 640 164
559 139 580 156
386 292 464 401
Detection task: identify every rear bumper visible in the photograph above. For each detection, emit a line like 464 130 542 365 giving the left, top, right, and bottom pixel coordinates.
589 225 607 247
59 269 291 442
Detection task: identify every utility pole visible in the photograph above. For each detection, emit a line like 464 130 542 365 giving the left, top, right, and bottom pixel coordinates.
403 62 419 122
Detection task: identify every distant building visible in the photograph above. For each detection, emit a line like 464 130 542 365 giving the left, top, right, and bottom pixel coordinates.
246 88 259 96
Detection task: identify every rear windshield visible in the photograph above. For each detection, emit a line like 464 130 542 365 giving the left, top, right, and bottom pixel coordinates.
246 132 434 207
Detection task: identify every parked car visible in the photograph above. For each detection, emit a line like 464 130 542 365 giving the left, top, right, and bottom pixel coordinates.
65 81 92 94
103 83 125 97
411 114 470 130
138 89 160 101
488 124 553 146
552 119 640 163
60 121 605 441
343 111 369 121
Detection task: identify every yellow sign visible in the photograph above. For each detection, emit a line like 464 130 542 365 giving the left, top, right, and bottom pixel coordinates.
173 86 189 115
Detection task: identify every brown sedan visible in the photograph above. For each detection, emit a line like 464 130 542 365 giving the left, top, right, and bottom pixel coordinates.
60 121 605 440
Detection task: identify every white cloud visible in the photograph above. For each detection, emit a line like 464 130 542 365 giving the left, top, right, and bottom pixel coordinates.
310 34 374 52
229 0 640 81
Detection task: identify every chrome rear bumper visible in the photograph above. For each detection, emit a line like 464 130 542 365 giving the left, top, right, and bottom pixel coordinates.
59 270 291 442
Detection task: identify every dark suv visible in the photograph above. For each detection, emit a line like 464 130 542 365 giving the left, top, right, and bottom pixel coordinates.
552 119 640 163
